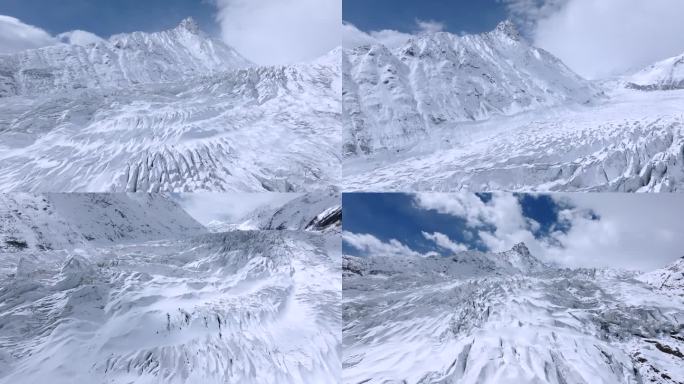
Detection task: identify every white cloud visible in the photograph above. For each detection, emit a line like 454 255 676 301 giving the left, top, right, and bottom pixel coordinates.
342 18 446 49
422 231 467 253
57 30 106 46
414 192 541 255
502 0 684 79
545 194 684 271
415 19 445 34
342 22 412 49
0 15 56 54
413 192 684 271
343 231 426 258
214 0 341 65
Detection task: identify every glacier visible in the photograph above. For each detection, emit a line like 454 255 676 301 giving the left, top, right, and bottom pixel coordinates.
0 193 341 383
342 21 684 192
0 18 341 193
342 243 684 384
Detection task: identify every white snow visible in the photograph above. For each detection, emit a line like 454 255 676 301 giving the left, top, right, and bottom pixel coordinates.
0 19 341 193
0 193 341 384
342 22 684 193
343 244 684 383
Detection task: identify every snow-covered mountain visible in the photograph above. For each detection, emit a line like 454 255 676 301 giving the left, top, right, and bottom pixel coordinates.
0 19 341 193
626 52 684 91
0 193 206 252
343 20 597 155
208 190 341 233
343 244 684 383
342 22 684 193
639 256 684 296
0 18 251 97
0 194 342 384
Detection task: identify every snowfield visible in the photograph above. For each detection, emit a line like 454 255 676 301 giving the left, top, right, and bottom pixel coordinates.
0 19 341 193
342 21 684 192
0 193 342 384
343 244 684 384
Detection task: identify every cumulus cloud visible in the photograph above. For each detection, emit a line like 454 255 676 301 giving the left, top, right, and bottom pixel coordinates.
414 193 542 256
415 19 445 34
342 18 446 49
0 15 56 54
213 0 341 65
343 232 428 258
422 231 467 253
57 30 106 46
545 194 684 271
414 192 684 271
501 0 684 79
342 22 412 49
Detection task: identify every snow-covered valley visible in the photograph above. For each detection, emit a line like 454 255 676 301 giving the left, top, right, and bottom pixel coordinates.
343 244 684 384
0 19 341 193
0 193 342 384
342 21 684 192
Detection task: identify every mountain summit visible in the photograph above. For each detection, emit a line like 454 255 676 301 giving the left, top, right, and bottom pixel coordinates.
342 22 596 155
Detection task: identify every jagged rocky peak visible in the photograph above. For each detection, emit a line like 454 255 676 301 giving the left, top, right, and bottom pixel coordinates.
177 17 200 34
509 242 531 256
493 19 521 40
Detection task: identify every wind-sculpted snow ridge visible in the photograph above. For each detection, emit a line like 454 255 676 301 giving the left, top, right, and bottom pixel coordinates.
0 21 341 193
0 229 342 384
0 193 206 253
626 52 684 91
343 243 684 384
342 20 598 156
343 87 684 192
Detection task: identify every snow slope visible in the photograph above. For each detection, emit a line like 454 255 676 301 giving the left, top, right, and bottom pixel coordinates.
343 244 684 383
344 88 684 192
0 20 341 193
639 256 684 296
0 193 206 252
0 194 342 384
342 23 684 193
210 190 341 233
627 52 684 91
342 20 597 156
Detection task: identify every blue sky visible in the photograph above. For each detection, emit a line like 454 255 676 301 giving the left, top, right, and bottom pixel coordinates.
0 0 219 37
343 0 508 35
342 192 684 271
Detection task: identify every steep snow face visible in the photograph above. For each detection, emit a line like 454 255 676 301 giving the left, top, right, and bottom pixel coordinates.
343 88 684 192
639 257 684 296
204 190 341 233
627 53 684 91
342 21 597 155
0 18 251 97
0 230 342 384
0 23 341 192
343 245 684 384
0 193 206 252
